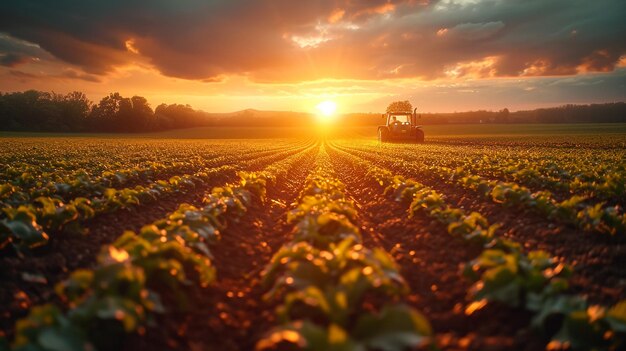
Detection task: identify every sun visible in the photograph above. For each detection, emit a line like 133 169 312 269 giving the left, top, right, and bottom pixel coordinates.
316 100 337 120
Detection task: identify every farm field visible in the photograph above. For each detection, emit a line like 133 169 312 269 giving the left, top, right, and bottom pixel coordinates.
1 128 626 351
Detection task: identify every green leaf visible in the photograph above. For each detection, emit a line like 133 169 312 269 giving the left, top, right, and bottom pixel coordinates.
256 322 358 351
552 308 607 350
352 305 432 351
55 270 94 304
1 215 49 251
37 326 88 351
606 300 626 333
13 304 92 351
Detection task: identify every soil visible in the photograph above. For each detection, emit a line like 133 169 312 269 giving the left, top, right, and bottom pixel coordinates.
327 146 546 351
0 145 314 339
0 174 229 335
122 146 317 351
331 145 626 305
2 141 623 351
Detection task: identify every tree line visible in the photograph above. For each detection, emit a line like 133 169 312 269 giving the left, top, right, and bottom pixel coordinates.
341 103 626 125
1 90 625 133
0 90 209 133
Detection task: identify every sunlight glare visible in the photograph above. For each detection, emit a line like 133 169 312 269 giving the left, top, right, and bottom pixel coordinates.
316 100 337 122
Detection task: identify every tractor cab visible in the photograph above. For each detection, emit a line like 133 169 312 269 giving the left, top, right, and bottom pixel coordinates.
378 108 424 143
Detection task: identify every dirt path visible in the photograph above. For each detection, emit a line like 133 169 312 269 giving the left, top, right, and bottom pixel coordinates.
0 144 316 337
123 146 318 351
327 145 545 351
332 144 626 304
339 143 626 206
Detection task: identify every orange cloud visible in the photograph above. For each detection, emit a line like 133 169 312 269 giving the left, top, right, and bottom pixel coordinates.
577 49 620 73
0 0 624 84
328 9 345 23
124 39 140 54
444 56 500 79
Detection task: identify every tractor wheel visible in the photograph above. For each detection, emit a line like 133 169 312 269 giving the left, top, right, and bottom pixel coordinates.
378 128 388 142
415 129 425 143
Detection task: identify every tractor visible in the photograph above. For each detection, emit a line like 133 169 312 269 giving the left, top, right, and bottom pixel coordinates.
378 108 424 143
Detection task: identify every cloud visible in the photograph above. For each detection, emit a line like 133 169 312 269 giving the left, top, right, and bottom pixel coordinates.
5 68 102 83
441 21 505 40
353 68 626 112
0 33 53 67
0 53 30 67
9 70 38 80
58 69 102 83
0 0 624 82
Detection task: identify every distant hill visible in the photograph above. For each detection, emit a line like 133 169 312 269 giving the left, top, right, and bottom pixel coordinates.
200 109 314 127
339 102 626 125
1 89 625 133
198 103 626 127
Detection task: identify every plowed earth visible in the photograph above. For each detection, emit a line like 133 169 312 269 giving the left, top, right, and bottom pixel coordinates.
2 137 624 351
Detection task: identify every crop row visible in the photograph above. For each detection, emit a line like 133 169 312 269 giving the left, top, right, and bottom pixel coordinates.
455 155 625 203
342 141 626 205
330 145 626 350
332 143 626 236
256 146 432 351
0 139 309 183
1 143 317 351
0 140 308 207
0 143 316 254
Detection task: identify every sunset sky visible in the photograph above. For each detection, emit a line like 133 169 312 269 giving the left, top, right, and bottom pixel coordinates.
1 0 625 113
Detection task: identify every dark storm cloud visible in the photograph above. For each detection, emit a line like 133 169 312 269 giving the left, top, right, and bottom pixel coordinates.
0 53 29 67
0 0 625 82
58 69 102 83
0 33 53 67
7 68 102 83
8 70 38 80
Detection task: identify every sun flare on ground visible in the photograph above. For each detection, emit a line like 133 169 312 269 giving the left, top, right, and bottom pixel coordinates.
315 100 337 123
